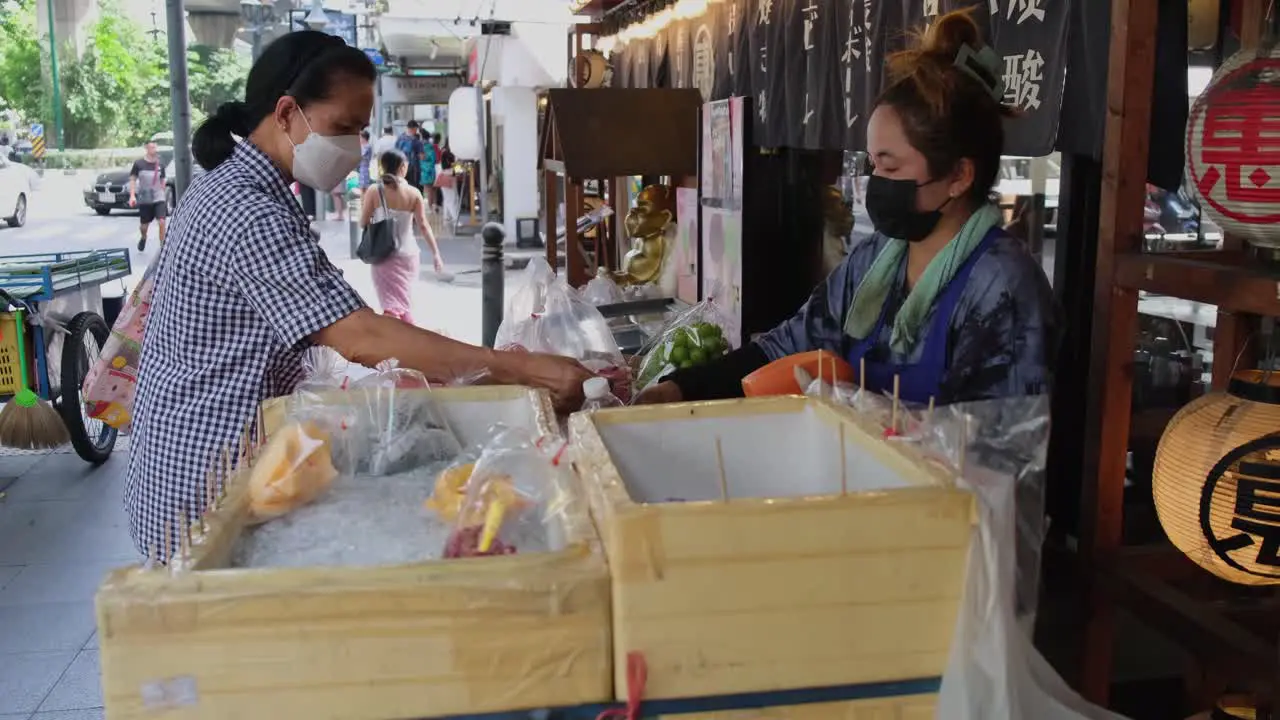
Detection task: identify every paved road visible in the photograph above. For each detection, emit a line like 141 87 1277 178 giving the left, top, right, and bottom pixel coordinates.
0 170 524 345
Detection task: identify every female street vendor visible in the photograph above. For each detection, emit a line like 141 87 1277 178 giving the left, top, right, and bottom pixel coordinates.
125 31 592 557
637 10 1056 407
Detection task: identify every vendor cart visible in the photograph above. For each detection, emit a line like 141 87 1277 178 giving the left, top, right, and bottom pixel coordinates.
0 249 131 463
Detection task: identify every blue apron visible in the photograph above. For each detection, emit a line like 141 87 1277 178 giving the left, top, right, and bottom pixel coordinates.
844 227 1002 405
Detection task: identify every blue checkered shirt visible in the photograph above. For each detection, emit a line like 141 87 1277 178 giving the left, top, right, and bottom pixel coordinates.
125 141 366 558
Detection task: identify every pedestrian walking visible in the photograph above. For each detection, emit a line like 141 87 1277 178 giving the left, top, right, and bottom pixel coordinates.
130 141 168 251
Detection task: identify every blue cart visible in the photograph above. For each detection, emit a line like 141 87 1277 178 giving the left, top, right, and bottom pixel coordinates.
0 249 132 463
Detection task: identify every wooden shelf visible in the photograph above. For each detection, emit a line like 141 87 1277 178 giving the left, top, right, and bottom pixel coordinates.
1103 545 1280 696
1115 251 1280 317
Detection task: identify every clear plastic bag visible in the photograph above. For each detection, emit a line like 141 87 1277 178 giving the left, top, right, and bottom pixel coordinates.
634 297 735 394
873 396 1123 720
247 418 340 524
495 267 634 402
582 267 625 306
297 346 352 393
347 360 463 475
442 427 573 559
495 256 558 351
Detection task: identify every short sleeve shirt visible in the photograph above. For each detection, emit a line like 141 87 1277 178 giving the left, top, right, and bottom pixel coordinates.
124 141 366 557
130 158 166 205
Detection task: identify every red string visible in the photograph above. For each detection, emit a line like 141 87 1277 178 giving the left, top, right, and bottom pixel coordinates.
882 427 900 439
596 652 647 720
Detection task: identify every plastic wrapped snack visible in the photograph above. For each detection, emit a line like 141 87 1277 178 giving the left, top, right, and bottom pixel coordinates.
442 428 572 559
247 420 339 523
634 297 734 394
348 360 463 475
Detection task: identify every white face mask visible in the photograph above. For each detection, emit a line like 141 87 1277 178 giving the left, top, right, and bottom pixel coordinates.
289 111 362 191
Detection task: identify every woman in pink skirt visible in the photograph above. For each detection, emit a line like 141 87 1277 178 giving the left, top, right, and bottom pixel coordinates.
359 149 445 325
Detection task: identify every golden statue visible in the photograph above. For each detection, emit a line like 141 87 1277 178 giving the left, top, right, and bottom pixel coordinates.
617 185 676 287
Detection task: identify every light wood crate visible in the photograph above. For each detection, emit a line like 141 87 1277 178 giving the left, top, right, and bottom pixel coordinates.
657 692 938 719
97 386 612 720
570 396 974 701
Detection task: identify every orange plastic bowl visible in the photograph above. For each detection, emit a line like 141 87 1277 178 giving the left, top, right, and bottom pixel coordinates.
741 350 855 397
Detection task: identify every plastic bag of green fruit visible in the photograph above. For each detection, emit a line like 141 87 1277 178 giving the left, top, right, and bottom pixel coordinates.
634 299 736 393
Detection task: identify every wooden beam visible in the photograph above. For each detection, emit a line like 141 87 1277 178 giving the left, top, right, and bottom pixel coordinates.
544 169 559 271
1078 0 1160 704
1112 253 1280 318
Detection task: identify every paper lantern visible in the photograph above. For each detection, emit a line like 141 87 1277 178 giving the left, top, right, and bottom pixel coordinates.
571 49 613 89
1153 370 1280 585
447 87 483 162
1185 47 1280 250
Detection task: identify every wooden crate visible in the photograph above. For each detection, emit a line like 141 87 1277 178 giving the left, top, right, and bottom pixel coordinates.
570 396 974 701
657 692 938 719
97 386 612 720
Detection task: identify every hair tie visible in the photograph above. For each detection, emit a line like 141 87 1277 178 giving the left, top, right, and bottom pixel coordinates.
953 43 1004 102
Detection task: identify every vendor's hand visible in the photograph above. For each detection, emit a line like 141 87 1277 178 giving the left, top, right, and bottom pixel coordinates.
433 255 445 273
518 352 594 411
634 381 683 405
128 194 137 208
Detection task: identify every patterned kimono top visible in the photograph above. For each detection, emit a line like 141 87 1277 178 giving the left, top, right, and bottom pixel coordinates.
754 231 1057 403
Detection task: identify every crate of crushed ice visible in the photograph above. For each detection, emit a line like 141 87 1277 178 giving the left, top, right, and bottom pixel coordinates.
95 385 611 720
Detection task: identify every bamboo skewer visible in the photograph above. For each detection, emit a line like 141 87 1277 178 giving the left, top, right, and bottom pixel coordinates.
146 544 157 569
891 374 901 433
162 520 172 566
714 436 729 503
839 423 848 496
927 396 936 425
859 358 866 390
178 508 191 560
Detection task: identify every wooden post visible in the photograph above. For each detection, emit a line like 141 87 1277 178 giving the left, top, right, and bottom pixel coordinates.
544 169 559 271
565 179 586 286
1077 0 1160 705
1211 4 1265 390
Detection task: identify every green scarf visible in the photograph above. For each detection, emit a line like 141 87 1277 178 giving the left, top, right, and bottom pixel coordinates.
844 203 1002 355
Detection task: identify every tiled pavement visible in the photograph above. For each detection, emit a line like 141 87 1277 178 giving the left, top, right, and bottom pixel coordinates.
0 450 136 719
0 223 515 718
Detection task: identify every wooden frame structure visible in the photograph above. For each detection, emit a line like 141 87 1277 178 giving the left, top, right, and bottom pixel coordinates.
1078 0 1278 709
539 87 702 287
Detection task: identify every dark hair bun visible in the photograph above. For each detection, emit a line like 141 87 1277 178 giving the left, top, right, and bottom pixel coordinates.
917 10 982 61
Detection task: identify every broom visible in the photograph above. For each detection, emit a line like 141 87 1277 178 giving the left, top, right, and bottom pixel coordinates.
0 308 69 449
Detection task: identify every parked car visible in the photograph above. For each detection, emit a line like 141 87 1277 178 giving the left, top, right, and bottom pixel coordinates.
0 154 39 228
83 145 192 216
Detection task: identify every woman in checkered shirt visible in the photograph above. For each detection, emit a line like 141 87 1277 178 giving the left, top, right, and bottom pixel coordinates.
125 31 592 559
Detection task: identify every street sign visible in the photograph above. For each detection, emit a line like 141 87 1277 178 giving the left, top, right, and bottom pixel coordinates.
379 74 463 105
31 135 46 160
30 123 43 138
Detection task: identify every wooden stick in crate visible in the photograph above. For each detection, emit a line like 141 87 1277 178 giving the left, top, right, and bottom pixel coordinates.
891 375 901 433
927 396 935 424
859 358 866 390
839 423 848 496
714 436 729 503
162 520 172 566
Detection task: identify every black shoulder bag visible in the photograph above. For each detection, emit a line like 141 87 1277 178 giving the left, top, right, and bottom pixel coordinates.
356 185 396 264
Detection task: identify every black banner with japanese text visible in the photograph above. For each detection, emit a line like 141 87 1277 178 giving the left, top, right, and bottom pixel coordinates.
610 0 1069 156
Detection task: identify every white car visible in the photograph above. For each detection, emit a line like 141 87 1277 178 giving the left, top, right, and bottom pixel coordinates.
0 153 38 228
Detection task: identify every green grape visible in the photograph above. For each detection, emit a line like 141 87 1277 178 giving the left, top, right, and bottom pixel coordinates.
689 348 708 365
670 346 689 364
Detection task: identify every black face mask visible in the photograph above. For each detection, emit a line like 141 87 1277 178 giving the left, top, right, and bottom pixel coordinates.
865 175 952 243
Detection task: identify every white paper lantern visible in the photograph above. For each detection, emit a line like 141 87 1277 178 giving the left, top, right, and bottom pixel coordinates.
1185 48 1280 249
447 87 483 162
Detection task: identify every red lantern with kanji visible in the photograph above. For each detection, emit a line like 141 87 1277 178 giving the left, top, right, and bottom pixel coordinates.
1185 47 1280 249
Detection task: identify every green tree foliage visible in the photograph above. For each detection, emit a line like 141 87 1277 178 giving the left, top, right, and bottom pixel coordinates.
0 0 249 148
0 0 49 125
